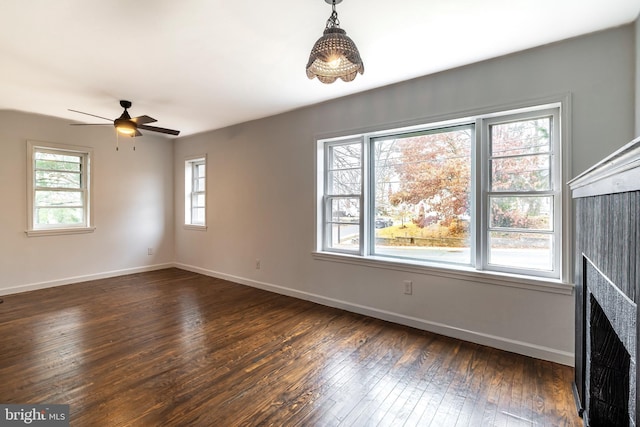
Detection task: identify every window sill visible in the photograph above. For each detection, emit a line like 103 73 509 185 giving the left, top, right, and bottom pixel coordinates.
184 224 208 231
311 251 574 295
26 227 96 237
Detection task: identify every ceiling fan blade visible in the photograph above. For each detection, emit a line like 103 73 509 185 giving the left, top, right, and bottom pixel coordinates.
135 129 143 137
131 115 157 125
70 123 111 126
68 109 113 122
138 124 180 136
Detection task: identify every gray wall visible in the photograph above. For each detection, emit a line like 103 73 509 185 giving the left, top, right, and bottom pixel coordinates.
636 15 640 136
0 111 175 294
174 25 636 366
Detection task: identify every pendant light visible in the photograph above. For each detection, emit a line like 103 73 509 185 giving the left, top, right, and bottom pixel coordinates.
306 0 364 84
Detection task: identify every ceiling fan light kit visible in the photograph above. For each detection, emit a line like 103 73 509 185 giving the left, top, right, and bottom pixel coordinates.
306 0 364 84
114 120 137 136
114 100 140 137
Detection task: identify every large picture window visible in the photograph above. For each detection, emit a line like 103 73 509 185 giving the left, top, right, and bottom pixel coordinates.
373 125 473 264
317 104 564 280
27 141 93 236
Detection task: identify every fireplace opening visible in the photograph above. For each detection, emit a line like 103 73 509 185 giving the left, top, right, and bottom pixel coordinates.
589 295 631 427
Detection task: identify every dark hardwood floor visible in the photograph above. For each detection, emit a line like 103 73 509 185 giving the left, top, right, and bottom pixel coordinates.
0 268 581 426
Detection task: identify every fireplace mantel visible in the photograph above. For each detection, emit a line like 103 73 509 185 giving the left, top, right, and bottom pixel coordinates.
569 136 640 426
571 136 640 197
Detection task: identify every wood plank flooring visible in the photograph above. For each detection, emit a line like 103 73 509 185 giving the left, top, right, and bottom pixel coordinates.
0 268 581 426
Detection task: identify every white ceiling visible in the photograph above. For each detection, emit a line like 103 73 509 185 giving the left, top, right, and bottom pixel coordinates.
1 0 639 137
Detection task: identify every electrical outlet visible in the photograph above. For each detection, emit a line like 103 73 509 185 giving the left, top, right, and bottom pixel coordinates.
147 248 153 256
255 259 261 270
403 280 413 295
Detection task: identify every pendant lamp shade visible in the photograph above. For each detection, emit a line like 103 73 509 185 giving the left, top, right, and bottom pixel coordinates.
306 0 364 84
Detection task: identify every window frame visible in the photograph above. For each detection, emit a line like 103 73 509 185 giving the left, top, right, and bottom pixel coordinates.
323 137 364 255
184 155 207 230
314 97 571 288
480 109 561 279
369 123 476 266
26 140 94 237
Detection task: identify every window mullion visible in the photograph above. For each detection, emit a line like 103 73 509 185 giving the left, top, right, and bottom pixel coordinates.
473 118 483 270
362 136 370 257
488 190 554 196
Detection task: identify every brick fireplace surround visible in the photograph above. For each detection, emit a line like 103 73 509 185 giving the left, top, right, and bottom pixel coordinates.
570 136 640 426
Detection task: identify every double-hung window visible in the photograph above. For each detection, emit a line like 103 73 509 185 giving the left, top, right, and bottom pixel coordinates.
324 140 362 251
185 156 207 228
483 111 558 274
27 141 93 236
317 103 564 280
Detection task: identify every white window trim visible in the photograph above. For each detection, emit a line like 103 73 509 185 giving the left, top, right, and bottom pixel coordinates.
312 250 573 294
184 155 208 230
480 108 562 279
322 137 364 255
313 95 573 292
26 140 95 237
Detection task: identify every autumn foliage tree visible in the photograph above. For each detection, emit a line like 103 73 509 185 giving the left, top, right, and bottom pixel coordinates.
386 128 472 228
488 118 551 229
380 118 551 234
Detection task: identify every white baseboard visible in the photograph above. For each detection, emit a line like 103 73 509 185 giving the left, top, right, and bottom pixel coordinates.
0 263 174 296
2 262 573 366
175 263 574 366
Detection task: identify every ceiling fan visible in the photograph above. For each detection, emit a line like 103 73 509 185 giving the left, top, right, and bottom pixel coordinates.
69 100 180 137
